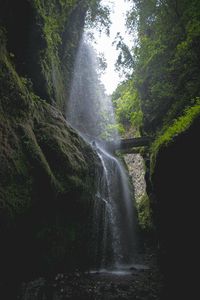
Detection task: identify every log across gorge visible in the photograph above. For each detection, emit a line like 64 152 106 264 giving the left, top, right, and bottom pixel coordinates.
102 137 152 153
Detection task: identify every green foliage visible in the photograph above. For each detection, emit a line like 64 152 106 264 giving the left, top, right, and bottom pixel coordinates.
122 0 200 133
113 33 134 74
34 0 79 49
112 80 143 136
100 123 125 140
150 98 200 172
31 0 111 109
85 0 111 34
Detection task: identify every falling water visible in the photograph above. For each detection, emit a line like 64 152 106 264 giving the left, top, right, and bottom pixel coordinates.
66 35 138 271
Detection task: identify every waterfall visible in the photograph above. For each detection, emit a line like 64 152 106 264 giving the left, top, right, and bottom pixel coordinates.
66 35 138 271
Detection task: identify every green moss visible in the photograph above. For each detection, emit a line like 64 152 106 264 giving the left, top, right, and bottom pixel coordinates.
150 98 200 174
0 32 31 118
30 100 97 198
0 122 33 218
137 194 153 232
1 182 32 217
19 123 64 193
33 0 78 48
0 4 100 275
1 0 87 110
31 0 81 108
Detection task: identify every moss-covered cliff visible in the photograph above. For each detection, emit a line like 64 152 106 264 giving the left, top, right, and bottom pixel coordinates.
0 0 101 287
0 0 88 110
146 106 200 298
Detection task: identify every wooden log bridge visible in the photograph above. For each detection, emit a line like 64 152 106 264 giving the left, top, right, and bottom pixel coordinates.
103 136 152 153
118 137 152 150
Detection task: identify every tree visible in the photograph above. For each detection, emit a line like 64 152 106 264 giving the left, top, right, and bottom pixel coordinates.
122 0 200 133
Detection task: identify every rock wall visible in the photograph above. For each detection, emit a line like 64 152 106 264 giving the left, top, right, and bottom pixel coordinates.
149 116 200 298
124 153 146 202
124 153 152 232
0 0 86 110
0 0 99 287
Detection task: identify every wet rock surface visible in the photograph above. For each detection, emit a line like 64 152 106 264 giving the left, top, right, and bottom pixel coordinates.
19 270 161 300
19 251 163 300
124 153 146 203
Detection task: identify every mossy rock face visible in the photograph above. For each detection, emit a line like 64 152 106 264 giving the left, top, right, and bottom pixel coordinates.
147 116 200 297
150 100 200 176
0 30 99 281
0 0 86 110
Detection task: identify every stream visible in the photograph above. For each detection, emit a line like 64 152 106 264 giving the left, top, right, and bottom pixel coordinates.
66 35 140 272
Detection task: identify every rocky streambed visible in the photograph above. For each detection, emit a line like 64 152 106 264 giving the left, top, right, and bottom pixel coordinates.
17 250 163 300
19 269 161 300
